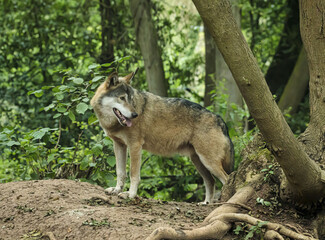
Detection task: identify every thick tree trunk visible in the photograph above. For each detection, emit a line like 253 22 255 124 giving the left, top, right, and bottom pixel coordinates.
129 0 168 97
192 0 325 203
99 0 115 64
299 0 325 165
219 0 242 109
278 47 309 114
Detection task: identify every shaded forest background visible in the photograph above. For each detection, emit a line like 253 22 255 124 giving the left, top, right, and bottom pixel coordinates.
0 0 308 202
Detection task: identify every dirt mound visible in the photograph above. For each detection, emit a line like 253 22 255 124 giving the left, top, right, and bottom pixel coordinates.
0 179 216 240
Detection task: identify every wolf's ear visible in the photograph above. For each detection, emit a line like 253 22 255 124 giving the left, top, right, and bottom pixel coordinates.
106 72 119 88
123 68 139 84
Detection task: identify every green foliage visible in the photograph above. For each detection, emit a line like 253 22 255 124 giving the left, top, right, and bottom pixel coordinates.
138 154 204 202
261 164 274 181
208 79 256 170
233 221 268 240
240 0 289 73
0 0 101 130
0 63 119 186
284 96 310 135
151 1 203 98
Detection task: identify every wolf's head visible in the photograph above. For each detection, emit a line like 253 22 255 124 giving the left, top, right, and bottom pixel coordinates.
90 70 139 127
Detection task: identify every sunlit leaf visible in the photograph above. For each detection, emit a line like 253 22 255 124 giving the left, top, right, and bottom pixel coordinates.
76 102 88 114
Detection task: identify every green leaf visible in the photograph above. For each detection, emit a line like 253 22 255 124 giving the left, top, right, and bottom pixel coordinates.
44 103 55 111
89 162 97 167
88 114 97 125
91 143 103 156
31 128 50 140
53 113 61 119
55 93 64 101
58 85 69 91
0 133 7 141
73 77 84 85
7 140 20 146
88 63 100 70
106 156 116 167
245 231 254 240
68 111 76 121
80 160 89 170
102 137 112 146
28 90 44 98
116 56 131 63
92 75 105 83
101 62 114 67
76 103 88 114
57 106 66 113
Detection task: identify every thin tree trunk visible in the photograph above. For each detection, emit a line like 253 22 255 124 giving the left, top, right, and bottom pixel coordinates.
99 0 115 64
129 0 167 97
204 25 216 107
278 47 309 114
192 0 325 203
265 0 302 95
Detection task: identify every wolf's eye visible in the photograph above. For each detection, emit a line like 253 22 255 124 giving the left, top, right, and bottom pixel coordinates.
120 96 126 101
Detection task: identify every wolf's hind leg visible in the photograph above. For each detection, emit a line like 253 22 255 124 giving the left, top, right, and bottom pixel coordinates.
190 153 215 204
196 151 229 186
105 141 127 195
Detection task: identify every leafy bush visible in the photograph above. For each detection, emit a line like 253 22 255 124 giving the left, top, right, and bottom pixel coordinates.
0 62 119 187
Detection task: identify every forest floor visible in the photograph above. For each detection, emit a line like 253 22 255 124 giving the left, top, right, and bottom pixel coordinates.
0 179 217 240
0 179 316 240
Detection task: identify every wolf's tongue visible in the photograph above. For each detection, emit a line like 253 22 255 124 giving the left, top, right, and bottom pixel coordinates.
125 119 132 127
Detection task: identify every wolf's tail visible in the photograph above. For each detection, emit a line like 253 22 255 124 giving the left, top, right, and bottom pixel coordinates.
225 138 235 174
217 115 235 174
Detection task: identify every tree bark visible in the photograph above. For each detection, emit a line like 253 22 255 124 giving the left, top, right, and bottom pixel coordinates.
99 0 115 64
204 0 243 109
192 0 325 203
219 0 242 109
129 0 168 97
299 0 325 165
278 47 309 114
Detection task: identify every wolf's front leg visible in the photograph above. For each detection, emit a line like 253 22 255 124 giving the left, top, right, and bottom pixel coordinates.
118 144 142 199
105 141 127 195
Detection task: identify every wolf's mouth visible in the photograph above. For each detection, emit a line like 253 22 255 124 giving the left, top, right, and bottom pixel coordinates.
113 108 132 127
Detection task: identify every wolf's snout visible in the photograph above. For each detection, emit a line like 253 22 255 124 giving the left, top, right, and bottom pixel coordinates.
131 112 138 119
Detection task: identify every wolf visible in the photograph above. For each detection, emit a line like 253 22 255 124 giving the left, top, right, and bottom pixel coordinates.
90 70 234 203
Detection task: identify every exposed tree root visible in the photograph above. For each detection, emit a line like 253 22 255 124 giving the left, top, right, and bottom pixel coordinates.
145 186 316 240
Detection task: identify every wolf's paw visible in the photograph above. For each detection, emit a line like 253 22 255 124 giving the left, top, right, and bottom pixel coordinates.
104 187 122 195
118 191 136 199
197 201 210 205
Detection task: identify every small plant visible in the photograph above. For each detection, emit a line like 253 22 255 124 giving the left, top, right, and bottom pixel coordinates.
82 218 110 227
256 197 272 208
245 221 268 239
233 221 268 239
15 205 35 213
261 164 274 181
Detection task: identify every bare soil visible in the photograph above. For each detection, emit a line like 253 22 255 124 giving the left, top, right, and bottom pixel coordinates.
0 179 217 240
